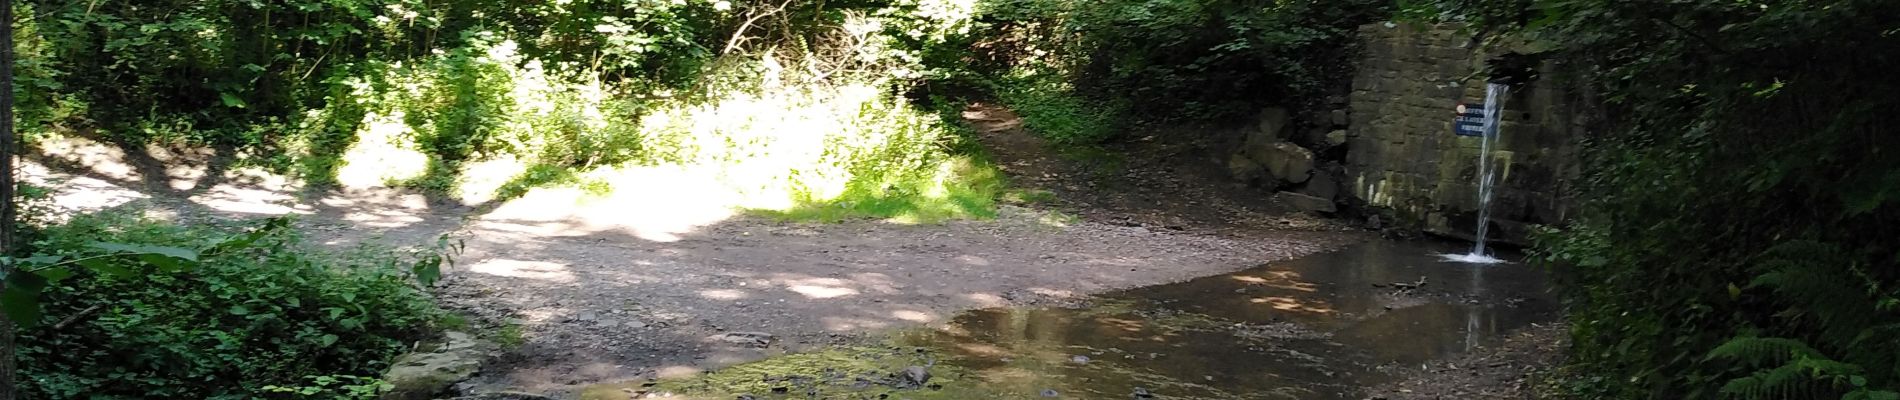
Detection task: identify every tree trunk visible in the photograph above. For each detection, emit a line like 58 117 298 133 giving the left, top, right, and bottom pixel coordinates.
0 0 19 396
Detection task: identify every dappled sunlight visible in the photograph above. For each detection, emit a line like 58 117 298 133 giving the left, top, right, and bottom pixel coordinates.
21 162 148 215
481 165 738 242
1230 270 1320 293
789 284 860 299
33 136 137 181
698 289 750 301
654 365 705 379
341 209 426 228
335 114 429 189
844 273 904 295
1095 317 1147 333
191 185 315 216
1248 296 1337 315
955 255 992 266
1027 287 1078 298
820 316 896 332
957 343 1009 357
891 309 937 323
455 156 534 204
965 293 1009 308
469 259 577 283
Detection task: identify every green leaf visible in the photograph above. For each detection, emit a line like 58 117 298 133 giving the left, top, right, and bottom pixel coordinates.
412 256 442 287
91 242 200 261
1581 256 1609 267
19 255 65 266
230 305 252 316
211 217 291 255
139 254 186 273
221 92 248 108
32 267 75 282
2 274 49 327
319 334 338 347
77 258 137 279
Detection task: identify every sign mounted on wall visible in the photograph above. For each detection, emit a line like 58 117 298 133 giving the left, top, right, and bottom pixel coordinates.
1453 102 1488 137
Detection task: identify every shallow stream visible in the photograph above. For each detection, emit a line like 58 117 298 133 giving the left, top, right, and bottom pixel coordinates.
613 240 1558 399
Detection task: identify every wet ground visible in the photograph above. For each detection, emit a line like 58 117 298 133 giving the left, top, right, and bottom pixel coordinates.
625 240 1559 400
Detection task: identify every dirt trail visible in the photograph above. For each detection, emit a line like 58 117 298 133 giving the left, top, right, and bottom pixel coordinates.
27 107 1361 398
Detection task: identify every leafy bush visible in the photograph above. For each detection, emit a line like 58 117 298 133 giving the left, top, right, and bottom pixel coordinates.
631 60 1004 223
10 213 448 399
1417 0 1900 398
944 0 1391 133
992 74 1121 144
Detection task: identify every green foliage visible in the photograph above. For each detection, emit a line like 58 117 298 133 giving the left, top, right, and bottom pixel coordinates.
9 213 449 399
626 63 1004 223
992 74 1121 144
11 0 1004 214
944 0 1391 135
1469 0 1900 398
261 375 394 399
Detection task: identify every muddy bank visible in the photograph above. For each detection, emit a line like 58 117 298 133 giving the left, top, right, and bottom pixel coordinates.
1369 321 1569 400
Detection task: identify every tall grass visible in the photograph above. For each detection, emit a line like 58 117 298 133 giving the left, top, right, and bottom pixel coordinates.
302 35 1001 222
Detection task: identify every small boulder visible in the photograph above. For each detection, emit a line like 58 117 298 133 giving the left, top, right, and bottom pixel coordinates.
1300 170 1340 201
382 332 495 400
1250 142 1316 185
1325 130 1349 147
901 366 931 387
1330 109 1349 127
1226 153 1266 184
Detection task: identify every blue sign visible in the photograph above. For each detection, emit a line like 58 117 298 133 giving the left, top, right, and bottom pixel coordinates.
1453 103 1488 137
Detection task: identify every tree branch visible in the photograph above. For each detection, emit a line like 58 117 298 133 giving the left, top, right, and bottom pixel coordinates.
51 305 103 330
723 0 795 55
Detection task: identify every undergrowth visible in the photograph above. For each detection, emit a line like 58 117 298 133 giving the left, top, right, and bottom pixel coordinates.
12 213 450 399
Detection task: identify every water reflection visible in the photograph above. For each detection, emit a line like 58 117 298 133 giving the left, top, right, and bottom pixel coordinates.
896 240 1558 399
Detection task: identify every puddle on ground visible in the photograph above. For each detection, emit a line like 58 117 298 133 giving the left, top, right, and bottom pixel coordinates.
602 240 1557 400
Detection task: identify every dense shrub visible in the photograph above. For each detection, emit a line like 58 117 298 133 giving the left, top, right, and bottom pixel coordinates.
12 213 447 399
938 0 1391 141
1411 0 1900 398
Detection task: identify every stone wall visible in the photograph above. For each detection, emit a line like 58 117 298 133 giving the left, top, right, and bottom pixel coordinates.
1343 22 1584 243
1224 22 1586 244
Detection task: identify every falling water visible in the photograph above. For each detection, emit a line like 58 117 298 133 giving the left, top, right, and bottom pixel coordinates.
1441 83 1512 264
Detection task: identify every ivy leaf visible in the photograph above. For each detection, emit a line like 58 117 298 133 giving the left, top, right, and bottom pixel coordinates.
319 334 338 347
230 305 252 316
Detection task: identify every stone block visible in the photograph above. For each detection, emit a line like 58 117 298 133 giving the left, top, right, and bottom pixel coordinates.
1227 152 1266 184
1301 167 1342 201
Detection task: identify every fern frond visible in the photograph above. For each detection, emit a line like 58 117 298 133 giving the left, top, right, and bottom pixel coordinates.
1709 337 1826 366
